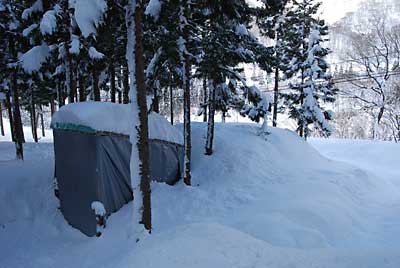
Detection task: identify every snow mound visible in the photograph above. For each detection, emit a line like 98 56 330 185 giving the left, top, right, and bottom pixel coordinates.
51 102 183 145
1 122 400 267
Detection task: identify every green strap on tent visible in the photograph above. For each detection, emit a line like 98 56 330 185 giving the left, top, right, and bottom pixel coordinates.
51 122 97 134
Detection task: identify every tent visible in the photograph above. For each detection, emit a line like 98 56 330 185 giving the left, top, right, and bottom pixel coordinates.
51 102 184 236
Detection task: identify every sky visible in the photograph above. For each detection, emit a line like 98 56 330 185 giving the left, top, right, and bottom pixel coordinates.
320 0 364 24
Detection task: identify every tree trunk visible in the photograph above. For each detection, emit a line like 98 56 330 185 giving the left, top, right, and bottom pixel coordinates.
126 0 151 233
31 92 38 143
6 93 15 142
68 59 76 103
78 70 86 102
202 78 207 122
109 62 116 103
0 102 4 136
123 63 130 104
50 95 56 115
10 37 24 159
152 87 159 113
205 80 216 155
92 67 100 101
272 67 279 127
40 105 45 137
169 85 174 125
58 81 65 108
181 0 191 186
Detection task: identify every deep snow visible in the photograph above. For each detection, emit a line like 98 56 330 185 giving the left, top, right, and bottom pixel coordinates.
1 121 400 268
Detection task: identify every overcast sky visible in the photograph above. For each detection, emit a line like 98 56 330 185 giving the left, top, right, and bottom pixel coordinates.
320 0 364 24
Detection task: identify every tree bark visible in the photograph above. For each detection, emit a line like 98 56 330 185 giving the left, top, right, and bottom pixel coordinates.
202 78 207 122
126 0 151 232
50 95 56 115
0 102 4 136
123 63 130 104
181 0 191 186
78 70 86 102
92 67 100 101
31 91 38 143
109 62 116 103
152 87 159 113
6 93 15 142
272 66 279 127
205 80 216 155
9 37 24 159
58 81 65 108
169 85 174 125
40 105 45 137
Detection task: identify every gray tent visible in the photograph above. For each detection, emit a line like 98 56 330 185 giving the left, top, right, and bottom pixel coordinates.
51 102 184 236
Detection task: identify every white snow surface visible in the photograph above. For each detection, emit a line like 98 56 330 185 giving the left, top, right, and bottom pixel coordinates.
51 102 183 145
1 121 400 267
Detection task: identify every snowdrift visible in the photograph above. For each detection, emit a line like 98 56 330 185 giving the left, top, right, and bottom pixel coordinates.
1 122 400 267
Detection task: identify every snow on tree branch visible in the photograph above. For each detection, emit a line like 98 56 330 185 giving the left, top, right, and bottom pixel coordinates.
74 0 107 37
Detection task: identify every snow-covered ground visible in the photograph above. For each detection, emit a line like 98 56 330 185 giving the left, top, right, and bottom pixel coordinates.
1 120 400 268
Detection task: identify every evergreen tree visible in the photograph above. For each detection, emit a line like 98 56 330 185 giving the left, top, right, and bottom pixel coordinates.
282 0 336 138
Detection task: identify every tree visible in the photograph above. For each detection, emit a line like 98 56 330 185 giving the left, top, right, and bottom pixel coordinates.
197 1 271 155
126 0 152 233
342 15 400 139
1 0 25 159
256 0 291 127
178 0 191 185
282 0 335 138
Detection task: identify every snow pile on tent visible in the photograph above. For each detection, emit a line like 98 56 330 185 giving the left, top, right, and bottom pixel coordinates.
51 102 183 145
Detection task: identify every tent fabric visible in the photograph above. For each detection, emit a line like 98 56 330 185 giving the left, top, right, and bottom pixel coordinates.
53 128 184 237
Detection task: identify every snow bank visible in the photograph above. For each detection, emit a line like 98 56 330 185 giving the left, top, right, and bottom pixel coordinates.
1 122 400 267
51 102 183 145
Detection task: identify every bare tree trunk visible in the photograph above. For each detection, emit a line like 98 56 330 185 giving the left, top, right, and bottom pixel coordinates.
0 102 4 136
78 71 86 102
203 78 207 122
272 67 279 127
109 62 116 103
93 67 100 101
40 105 45 137
58 81 65 108
6 93 15 142
10 37 24 159
50 95 56 115
126 0 151 232
152 87 159 113
205 81 216 155
169 85 174 125
31 92 38 143
123 63 129 104
68 59 76 103
181 0 191 186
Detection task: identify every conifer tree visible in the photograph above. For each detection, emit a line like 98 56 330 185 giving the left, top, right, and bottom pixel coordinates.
282 0 335 138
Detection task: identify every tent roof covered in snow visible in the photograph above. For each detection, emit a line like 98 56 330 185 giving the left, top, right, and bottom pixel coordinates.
51 102 183 145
